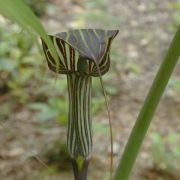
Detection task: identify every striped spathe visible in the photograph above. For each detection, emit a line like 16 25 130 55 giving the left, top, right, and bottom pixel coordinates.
67 73 92 159
41 29 119 76
41 29 119 161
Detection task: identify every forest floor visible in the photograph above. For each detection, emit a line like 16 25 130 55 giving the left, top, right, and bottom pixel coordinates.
0 0 180 180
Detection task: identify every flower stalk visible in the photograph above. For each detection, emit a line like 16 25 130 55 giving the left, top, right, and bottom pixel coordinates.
72 158 90 180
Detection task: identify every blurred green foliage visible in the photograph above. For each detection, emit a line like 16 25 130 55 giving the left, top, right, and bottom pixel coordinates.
168 1 180 31
0 23 64 121
170 79 180 90
32 166 58 180
93 122 109 135
80 0 121 28
46 142 71 170
25 0 49 17
0 24 44 119
150 132 180 175
167 78 180 102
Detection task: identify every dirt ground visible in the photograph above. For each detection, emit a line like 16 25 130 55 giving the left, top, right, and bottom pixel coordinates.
0 0 180 180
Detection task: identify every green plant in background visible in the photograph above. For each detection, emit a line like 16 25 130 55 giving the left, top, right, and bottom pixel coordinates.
168 1 180 31
166 78 180 102
74 0 122 29
0 0 59 69
25 0 48 17
0 24 65 122
41 29 119 180
0 25 42 119
150 132 180 175
169 79 180 91
29 98 68 124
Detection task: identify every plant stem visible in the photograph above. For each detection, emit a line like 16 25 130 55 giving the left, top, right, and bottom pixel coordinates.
72 159 89 180
114 27 180 180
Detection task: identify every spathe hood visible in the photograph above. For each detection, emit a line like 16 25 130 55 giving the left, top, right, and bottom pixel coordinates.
42 29 119 76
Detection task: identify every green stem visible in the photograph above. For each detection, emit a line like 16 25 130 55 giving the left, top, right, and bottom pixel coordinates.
114 27 180 180
72 159 89 180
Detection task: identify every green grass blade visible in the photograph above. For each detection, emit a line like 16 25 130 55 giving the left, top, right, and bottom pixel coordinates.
0 0 59 71
114 26 180 180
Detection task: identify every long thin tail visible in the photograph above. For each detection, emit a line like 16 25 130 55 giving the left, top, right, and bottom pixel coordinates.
96 62 113 180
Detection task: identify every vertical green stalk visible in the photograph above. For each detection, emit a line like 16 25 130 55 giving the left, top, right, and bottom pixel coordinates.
67 73 92 179
114 27 180 180
72 159 90 180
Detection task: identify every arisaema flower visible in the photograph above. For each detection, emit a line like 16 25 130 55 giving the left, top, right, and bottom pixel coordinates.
41 29 118 180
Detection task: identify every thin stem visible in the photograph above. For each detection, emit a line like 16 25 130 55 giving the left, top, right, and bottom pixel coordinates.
114 26 180 180
96 64 114 180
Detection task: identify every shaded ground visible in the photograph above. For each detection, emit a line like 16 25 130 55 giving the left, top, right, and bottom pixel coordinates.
0 0 180 179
